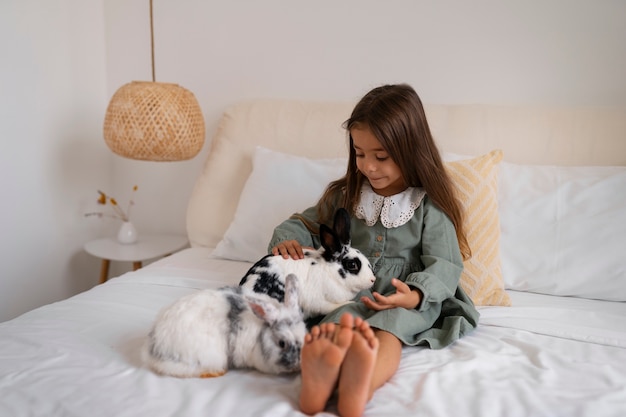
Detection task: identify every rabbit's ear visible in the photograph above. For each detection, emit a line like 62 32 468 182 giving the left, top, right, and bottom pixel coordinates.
333 208 351 245
283 274 300 311
320 224 341 257
247 297 279 324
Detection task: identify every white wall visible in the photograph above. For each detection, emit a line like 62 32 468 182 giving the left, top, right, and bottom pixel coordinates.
1 0 625 322
0 0 110 321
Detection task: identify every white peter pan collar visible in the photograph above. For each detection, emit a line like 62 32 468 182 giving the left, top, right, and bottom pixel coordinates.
355 183 426 228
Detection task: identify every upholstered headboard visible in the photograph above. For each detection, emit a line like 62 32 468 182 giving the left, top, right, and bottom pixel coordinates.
186 100 353 248
186 100 626 249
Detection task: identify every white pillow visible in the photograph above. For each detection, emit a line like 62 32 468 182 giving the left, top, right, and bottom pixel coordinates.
211 147 347 262
498 162 626 301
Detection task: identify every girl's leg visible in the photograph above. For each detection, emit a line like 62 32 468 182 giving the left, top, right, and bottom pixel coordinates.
369 329 403 392
337 328 401 417
299 314 355 415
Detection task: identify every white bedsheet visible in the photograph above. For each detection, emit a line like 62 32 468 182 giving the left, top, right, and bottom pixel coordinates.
1 248 625 417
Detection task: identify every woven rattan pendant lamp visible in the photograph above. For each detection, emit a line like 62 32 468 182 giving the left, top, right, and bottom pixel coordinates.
103 0 205 161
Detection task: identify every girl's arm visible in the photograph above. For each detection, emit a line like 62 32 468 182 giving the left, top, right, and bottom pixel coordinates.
361 278 423 310
271 240 309 259
404 198 465 311
267 205 320 258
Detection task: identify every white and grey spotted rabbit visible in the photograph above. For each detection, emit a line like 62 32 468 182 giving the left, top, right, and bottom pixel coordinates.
142 274 306 378
239 208 376 318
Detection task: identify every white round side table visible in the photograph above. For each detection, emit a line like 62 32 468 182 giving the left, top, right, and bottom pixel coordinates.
84 234 188 284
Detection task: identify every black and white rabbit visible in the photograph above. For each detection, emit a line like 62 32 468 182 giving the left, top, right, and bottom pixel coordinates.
239 208 376 318
142 274 306 378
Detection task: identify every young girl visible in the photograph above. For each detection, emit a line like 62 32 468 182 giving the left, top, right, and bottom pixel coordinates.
268 84 479 417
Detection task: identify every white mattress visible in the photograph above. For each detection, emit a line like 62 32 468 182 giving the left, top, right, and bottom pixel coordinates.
1 247 625 417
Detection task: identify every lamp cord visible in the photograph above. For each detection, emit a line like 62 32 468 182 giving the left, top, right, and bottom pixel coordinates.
149 0 155 82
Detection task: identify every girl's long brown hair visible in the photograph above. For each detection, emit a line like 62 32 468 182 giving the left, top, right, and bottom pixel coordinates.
317 84 471 260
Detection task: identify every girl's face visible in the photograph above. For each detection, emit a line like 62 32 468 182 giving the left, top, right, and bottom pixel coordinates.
351 126 406 197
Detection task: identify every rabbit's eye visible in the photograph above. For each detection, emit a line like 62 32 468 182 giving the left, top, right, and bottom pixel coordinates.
343 258 361 274
278 340 286 349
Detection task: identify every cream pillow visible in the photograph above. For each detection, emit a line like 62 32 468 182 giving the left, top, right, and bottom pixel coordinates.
446 150 511 306
211 147 347 262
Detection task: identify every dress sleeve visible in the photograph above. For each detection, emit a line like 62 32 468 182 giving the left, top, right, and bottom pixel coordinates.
267 205 321 253
404 198 464 312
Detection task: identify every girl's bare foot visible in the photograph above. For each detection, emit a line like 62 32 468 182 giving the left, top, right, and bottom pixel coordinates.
337 317 379 417
299 314 355 415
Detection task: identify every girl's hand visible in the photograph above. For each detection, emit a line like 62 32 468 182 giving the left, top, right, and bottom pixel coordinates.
361 278 422 310
271 240 311 260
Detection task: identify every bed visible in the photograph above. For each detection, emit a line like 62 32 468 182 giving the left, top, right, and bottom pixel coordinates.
1 99 625 417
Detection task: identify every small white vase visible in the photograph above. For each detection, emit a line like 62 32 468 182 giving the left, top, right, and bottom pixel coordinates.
117 221 138 244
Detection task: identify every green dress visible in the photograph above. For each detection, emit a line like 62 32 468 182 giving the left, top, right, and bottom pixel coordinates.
268 186 479 349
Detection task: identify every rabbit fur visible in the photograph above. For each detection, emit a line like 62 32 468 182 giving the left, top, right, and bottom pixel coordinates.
239 208 376 318
142 274 306 378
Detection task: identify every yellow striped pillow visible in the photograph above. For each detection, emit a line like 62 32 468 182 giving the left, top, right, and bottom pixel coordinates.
446 150 511 306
